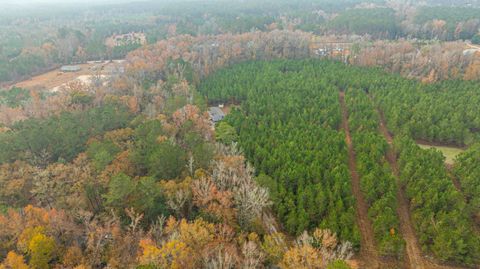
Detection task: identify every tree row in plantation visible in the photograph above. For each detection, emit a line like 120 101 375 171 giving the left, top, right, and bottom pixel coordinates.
345 89 404 258
370 79 480 146
453 143 480 224
201 60 360 246
324 65 480 146
394 137 480 265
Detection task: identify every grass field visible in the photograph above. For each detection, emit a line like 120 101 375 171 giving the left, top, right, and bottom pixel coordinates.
417 144 465 164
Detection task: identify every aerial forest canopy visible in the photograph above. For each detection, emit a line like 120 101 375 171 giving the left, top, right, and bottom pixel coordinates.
326 8 399 38
203 60 359 242
413 6 480 40
0 29 480 268
200 59 480 266
202 60 480 146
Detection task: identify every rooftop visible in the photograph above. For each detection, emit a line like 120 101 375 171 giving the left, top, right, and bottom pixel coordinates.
209 107 225 122
60 65 81 72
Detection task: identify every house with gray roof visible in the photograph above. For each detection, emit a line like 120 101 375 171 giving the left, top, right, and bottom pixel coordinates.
209 107 225 123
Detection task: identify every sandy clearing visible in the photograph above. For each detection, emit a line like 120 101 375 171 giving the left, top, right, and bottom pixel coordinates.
13 61 122 93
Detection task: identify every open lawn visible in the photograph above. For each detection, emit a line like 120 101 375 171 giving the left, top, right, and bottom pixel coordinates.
418 144 465 164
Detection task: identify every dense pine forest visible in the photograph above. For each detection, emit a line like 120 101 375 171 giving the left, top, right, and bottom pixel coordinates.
201 59 480 267
201 61 358 242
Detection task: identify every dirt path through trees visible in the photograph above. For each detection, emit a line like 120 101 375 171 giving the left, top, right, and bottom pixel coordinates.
445 167 480 232
339 91 381 269
446 168 463 192
377 108 467 269
377 110 426 269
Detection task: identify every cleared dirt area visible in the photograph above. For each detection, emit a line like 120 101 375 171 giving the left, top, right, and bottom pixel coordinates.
339 91 382 269
466 43 480 50
13 60 124 92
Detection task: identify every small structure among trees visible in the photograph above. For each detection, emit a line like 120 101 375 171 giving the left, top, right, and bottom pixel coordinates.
105 32 147 48
60 65 81 72
208 107 225 124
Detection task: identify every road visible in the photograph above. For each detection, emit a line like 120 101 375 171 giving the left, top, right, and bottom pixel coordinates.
377 107 468 269
339 91 382 269
466 43 480 50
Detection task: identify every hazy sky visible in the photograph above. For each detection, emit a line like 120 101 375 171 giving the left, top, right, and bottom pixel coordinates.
0 0 140 3
0 0 151 5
